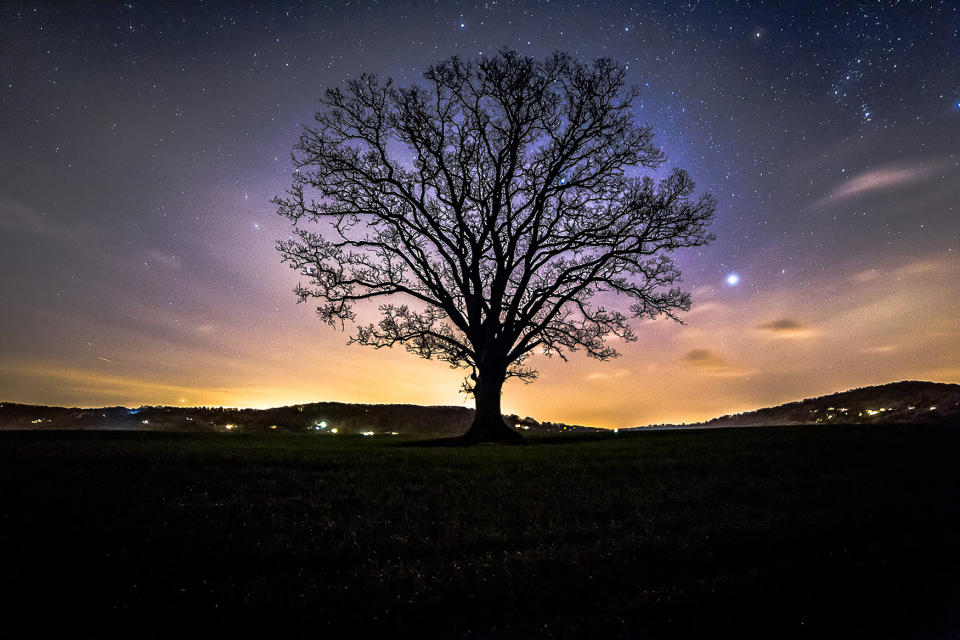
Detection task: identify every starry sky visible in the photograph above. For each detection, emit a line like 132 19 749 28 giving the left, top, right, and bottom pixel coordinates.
1 1 958 427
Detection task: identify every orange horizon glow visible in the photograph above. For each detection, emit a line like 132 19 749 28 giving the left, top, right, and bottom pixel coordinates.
3 252 958 429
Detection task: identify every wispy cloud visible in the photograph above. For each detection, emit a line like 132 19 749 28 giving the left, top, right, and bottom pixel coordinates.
145 249 182 269
812 161 945 208
0 362 215 401
0 361 319 409
585 368 631 381
861 345 897 354
850 268 879 284
0 199 58 236
756 318 815 338
898 259 941 277
682 348 745 377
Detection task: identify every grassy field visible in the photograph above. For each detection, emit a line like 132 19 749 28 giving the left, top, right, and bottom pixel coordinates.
1 424 959 638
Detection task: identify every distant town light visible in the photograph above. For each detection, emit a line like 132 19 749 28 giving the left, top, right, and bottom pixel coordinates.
142 419 150 424
330 428 338 434
361 431 374 436
224 424 235 430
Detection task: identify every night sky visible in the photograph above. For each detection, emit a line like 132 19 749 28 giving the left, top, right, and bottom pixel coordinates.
2 1 958 427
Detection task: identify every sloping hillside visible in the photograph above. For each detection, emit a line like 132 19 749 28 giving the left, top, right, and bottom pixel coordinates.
699 381 960 427
0 401 599 435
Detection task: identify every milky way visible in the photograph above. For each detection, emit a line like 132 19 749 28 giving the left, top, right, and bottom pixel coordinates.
1 2 958 427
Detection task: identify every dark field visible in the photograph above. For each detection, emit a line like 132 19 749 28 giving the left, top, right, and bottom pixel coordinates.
1 425 959 638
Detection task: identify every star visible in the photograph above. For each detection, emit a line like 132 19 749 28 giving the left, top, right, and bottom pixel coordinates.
726 273 740 286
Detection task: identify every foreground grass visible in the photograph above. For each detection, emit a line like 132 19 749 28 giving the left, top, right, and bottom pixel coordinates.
1 425 959 638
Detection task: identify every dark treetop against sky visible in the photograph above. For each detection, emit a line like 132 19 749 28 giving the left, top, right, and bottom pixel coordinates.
1 1 958 427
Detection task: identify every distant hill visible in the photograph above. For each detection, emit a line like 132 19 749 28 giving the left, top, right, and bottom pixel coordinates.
685 381 959 428
0 400 600 436
3 380 957 435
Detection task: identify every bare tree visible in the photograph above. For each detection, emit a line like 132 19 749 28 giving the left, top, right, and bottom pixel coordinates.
275 50 715 443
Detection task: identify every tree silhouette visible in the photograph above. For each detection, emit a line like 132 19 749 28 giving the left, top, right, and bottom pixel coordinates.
275 50 715 443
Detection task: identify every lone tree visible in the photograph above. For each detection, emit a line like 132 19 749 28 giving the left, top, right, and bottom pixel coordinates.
275 51 715 443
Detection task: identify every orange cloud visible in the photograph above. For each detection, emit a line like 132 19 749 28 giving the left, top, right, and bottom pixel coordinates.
756 318 815 338
682 348 745 377
861 345 897 355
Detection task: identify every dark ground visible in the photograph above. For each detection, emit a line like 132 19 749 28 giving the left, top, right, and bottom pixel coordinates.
1 424 959 638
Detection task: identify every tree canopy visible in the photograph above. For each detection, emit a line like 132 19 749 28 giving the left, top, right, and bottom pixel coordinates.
275 50 715 442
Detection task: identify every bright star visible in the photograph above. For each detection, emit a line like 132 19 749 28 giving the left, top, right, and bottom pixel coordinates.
726 273 740 286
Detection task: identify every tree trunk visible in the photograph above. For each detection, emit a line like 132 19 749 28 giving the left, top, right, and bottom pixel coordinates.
461 368 523 444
